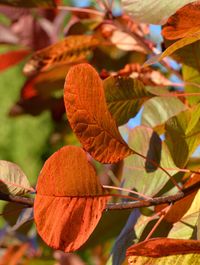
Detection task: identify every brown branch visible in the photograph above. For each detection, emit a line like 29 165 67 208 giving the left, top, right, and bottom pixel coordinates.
0 181 199 210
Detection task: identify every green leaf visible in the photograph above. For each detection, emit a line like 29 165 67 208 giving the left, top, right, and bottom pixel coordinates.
168 190 200 239
166 40 200 71
121 0 195 25
0 0 56 7
103 76 153 126
0 160 33 195
186 104 200 134
122 126 179 196
165 109 200 167
144 32 200 67
183 65 200 105
141 97 187 128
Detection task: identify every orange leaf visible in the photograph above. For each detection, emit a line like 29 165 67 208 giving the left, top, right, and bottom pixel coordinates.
0 50 29 72
126 238 200 258
23 35 99 76
162 2 200 40
155 173 200 223
64 63 132 163
34 146 108 252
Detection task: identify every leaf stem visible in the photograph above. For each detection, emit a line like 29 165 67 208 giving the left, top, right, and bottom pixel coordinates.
103 185 152 200
57 6 104 17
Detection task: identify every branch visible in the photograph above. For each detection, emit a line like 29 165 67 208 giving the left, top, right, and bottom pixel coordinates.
0 181 199 210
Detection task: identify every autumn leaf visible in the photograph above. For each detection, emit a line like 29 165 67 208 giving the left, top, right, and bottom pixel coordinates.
64 63 132 163
0 160 33 196
34 146 108 252
0 0 56 8
103 76 153 126
23 35 99 76
144 31 200 67
162 2 200 40
121 0 196 25
0 50 29 72
126 238 200 257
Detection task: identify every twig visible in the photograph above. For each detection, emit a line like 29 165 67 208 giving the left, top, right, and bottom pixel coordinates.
0 182 199 211
57 6 104 17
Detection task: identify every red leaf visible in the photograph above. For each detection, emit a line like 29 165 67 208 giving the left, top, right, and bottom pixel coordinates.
34 146 108 252
126 238 200 258
0 50 29 72
64 63 132 163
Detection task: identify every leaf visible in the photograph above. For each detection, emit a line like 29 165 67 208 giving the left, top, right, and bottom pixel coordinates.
0 244 28 265
64 63 132 163
103 76 153 126
100 24 148 53
183 65 200 105
0 160 33 195
2 202 33 234
141 96 187 128
23 35 99 76
122 126 178 196
34 145 108 252
144 31 200 67
186 103 200 134
156 173 200 224
0 0 56 8
168 189 200 239
165 108 200 167
126 238 200 258
107 209 140 265
10 207 33 232
162 2 200 40
0 50 29 72
164 39 200 71
0 24 19 44
121 0 195 25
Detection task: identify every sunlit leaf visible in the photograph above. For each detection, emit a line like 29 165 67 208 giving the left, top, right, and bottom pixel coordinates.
141 96 187 128
186 104 200 134
23 35 99 76
0 50 29 72
34 146 108 252
162 2 200 40
144 31 200 67
0 0 56 8
156 173 200 223
121 0 195 25
122 126 178 196
183 65 200 105
165 108 200 167
0 160 33 195
126 238 200 257
64 63 132 163
168 190 200 239
103 76 153 126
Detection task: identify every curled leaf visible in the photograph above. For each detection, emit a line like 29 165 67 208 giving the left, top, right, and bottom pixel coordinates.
144 31 200 67
34 146 108 252
23 35 99 76
64 63 132 163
